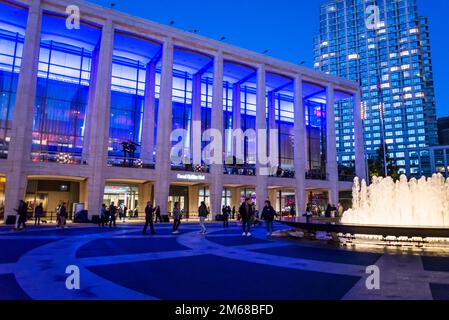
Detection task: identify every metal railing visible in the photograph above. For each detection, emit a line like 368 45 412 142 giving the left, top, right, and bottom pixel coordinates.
305 170 328 181
31 151 85 165
223 164 256 176
107 156 155 169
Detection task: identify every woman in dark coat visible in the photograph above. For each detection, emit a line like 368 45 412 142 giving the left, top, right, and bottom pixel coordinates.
261 200 278 237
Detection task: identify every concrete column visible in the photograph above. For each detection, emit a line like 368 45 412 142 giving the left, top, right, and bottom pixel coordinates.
255 64 268 212
231 187 241 210
191 73 202 164
138 182 152 214
140 62 157 165
86 20 114 218
4 0 42 220
294 75 306 216
82 45 99 163
209 52 224 219
154 39 174 216
326 84 338 206
268 91 276 131
268 188 277 210
232 83 241 161
188 185 199 218
354 90 367 181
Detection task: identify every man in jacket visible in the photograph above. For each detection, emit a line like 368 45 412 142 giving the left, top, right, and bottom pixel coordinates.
143 202 155 235
198 201 209 234
108 202 117 227
239 197 254 237
16 200 28 230
34 203 44 226
59 203 67 228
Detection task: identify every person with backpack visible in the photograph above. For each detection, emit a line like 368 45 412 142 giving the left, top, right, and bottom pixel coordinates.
261 200 278 237
198 201 209 234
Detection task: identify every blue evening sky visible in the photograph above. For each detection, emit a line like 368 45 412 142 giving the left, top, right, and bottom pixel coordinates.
85 0 448 117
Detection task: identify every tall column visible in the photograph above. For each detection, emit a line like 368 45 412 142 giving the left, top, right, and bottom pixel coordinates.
138 182 152 214
294 75 306 216
209 52 224 219
154 39 174 216
326 84 338 205
140 62 157 165
231 187 241 211
255 64 268 212
232 83 241 162
191 73 202 164
86 20 114 219
354 90 367 181
4 0 42 220
82 45 99 164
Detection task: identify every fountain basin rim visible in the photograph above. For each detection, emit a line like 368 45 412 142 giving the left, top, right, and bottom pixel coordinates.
279 220 449 238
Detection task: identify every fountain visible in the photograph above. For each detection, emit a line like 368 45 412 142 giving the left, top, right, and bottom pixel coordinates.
342 174 449 228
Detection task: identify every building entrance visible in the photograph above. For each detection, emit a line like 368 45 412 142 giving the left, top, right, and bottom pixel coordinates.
168 186 189 218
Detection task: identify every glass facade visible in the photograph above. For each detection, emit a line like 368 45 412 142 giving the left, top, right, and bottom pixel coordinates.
305 100 327 179
108 32 161 168
273 93 295 177
0 3 27 159
32 14 100 164
314 0 438 176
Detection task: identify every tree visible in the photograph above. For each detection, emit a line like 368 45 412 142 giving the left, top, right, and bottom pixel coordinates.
367 143 400 181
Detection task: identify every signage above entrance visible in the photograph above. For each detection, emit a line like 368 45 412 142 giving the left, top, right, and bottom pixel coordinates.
176 173 206 181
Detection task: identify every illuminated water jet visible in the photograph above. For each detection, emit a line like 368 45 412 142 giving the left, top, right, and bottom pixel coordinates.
342 173 449 227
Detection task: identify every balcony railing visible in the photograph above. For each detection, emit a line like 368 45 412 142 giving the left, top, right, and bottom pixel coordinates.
171 163 210 173
269 167 295 179
31 151 85 165
338 174 355 182
306 170 328 181
223 164 256 176
107 156 155 169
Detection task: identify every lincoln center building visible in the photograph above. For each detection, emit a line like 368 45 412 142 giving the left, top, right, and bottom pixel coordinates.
0 0 366 222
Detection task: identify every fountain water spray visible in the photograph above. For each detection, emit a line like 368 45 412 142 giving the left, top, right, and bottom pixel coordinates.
342 173 449 227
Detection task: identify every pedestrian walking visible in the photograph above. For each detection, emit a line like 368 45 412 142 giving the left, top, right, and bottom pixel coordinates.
108 202 117 227
34 203 43 226
222 205 230 228
15 200 28 230
198 201 209 234
154 205 162 223
238 197 254 237
99 204 107 228
143 202 156 235
261 200 278 237
171 202 182 234
59 203 67 228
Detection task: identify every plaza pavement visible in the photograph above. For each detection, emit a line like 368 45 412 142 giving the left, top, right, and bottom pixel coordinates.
0 221 448 300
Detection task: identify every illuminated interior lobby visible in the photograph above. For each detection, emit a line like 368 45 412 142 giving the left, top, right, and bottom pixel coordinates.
0 0 366 222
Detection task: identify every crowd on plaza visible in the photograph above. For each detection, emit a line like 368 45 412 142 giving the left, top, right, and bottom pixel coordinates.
9 196 341 238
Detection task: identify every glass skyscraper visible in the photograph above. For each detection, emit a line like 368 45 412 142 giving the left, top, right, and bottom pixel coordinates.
314 0 438 176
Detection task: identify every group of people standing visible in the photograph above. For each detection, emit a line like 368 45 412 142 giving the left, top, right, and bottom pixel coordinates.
238 198 278 237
